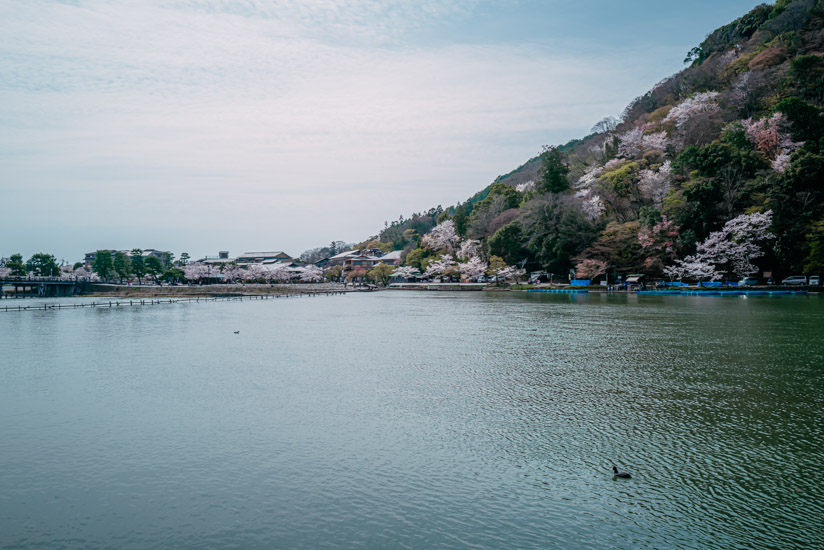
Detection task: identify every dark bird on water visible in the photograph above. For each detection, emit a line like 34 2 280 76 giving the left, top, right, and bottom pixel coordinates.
612 466 631 478
234 331 240 334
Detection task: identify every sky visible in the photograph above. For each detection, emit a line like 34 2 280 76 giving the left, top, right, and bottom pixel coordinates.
1 0 766 263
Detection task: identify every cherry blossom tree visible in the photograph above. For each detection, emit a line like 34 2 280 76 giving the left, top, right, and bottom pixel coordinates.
772 152 791 173
221 263 243 283
638 161 672 208
495 266 526 283
0 267 11 279
575 258 607 279
459 256 488 280
618 127 669 159
575 189 605 220
575 164 603 189
515 181 535 193
423 254 456 279
642 131 669 151
664 257 719 282
422 220 459 252
456 239 481 260
266 263 293 283
740 113 803 173
183 263 212 283
638 216 680 272
300 265 323 282
618 127 644 158
392 266 421 280
664 91 720 128
72 266 91 280
665 210 773 280
243 264 266 283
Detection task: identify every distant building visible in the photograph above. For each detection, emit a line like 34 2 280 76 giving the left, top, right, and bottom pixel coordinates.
326 249 363 267
343 253 386 274
199 251 234 265
326 248 399 269
378 250 402 266
236 251 292 264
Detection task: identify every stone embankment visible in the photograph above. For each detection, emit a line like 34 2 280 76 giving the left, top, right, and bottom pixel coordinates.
82 282 349 298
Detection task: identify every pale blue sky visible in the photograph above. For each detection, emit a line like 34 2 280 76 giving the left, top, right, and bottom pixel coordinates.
1 0 765 263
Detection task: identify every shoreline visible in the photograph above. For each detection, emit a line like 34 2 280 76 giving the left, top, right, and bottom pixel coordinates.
79 282 351 298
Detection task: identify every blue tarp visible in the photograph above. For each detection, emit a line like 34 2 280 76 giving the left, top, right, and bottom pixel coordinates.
570 280 591 286
527 289 589 294
664 281 690 287
635 290 807 296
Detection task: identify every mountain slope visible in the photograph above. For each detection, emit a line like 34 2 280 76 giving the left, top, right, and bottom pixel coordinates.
370 0 824 281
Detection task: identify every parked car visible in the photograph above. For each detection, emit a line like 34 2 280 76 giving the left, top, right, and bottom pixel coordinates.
528 271 548 284
810 275 820 286
740 277 759 286
781 275 807 285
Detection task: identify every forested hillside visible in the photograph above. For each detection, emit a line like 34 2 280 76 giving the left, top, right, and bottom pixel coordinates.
366 0 824 282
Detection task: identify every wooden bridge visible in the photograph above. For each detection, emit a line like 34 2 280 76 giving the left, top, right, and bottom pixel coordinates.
0 277 84 298
1 291 350 312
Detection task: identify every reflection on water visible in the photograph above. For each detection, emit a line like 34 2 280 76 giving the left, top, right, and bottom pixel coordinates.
1 292 822 549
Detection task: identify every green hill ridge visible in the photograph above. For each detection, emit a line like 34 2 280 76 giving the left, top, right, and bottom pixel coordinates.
366 0 824 283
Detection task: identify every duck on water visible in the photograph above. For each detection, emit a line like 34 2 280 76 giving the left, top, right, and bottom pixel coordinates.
612 466 631 479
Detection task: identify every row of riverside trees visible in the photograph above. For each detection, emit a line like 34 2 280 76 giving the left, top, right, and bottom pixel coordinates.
0 250 185 284
89 249 184 284
0 253 61 278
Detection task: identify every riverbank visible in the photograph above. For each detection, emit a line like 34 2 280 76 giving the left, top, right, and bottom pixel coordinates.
80 282 350 298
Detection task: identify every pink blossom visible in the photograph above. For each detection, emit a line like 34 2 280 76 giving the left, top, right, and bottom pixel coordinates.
618 128 644 158
575 258 607 279
641 131 669 150
575 164 603 189
667 210 773 280
741 112 803 168
392 266 421 279
423 254 456 278
515 181 536 193
299 265 323 282
575 189 605 220
459 256 488 280
638 161 672 208
422 220 459 252
664 91 720 128
457 239 481 260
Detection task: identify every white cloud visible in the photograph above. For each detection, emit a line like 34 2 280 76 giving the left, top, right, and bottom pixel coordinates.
1 0 655 259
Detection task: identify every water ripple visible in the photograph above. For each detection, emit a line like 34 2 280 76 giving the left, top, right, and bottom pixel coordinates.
1 292 822 549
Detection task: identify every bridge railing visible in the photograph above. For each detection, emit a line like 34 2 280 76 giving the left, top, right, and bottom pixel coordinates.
0 276 85 283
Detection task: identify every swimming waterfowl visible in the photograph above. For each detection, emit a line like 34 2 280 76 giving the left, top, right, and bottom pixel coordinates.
612 466 631 478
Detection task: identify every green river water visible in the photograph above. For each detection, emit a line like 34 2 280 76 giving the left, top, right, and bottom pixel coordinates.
1 291 822 549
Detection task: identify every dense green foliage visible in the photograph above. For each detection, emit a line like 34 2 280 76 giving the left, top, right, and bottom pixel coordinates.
537 146 570 193
25 253 60 277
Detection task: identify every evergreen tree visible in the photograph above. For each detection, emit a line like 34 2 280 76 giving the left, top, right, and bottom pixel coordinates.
92 250 114 281
537 145 570 193
130 249 146 284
